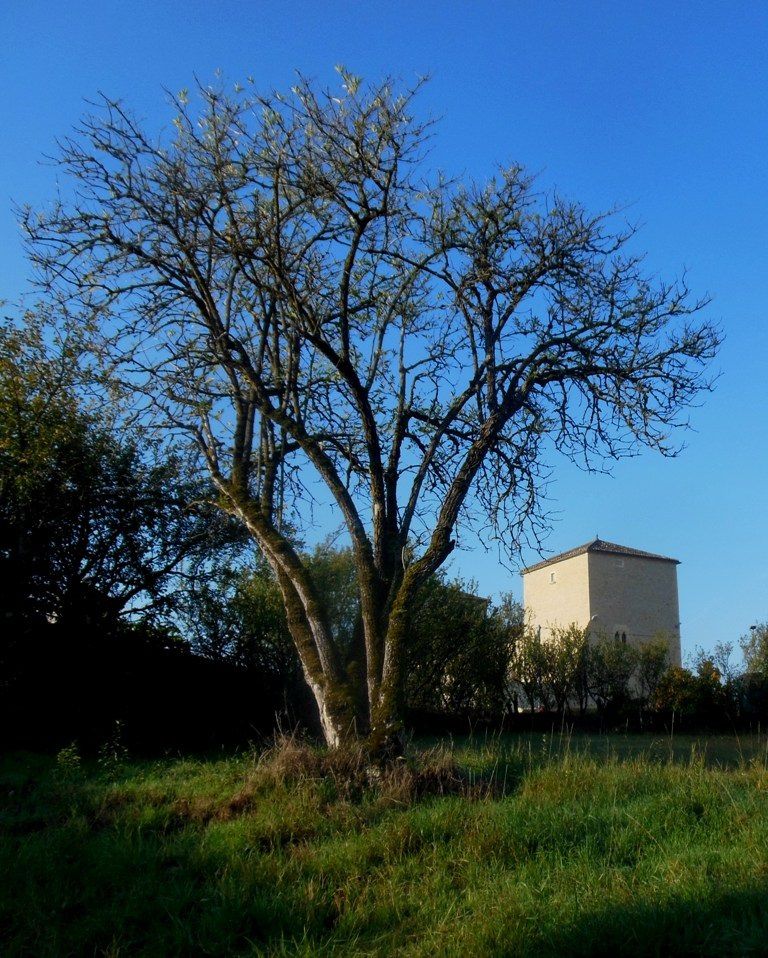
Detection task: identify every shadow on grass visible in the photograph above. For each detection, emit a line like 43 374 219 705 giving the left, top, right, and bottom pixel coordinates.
533 883 768 958
443 729 768 773
5 805 768 957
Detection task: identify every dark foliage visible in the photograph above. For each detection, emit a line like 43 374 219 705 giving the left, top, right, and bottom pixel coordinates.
0 621 290 753
405 575 521 721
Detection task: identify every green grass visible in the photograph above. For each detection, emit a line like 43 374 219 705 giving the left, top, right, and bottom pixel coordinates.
3 733 768 956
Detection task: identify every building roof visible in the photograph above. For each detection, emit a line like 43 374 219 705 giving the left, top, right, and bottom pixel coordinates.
522 538 679 574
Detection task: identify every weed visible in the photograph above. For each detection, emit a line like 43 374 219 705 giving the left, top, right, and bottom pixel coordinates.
97 719 129 771
54 742 82 777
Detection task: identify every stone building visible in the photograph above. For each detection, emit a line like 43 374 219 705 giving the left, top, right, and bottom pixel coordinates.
522 538 682 666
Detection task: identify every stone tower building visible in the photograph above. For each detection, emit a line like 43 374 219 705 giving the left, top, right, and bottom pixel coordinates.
522 538 682 666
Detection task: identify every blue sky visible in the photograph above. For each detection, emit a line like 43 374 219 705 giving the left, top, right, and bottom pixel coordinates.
2 1 766 657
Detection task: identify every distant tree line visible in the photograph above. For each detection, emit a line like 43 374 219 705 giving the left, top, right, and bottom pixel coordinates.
508 625 768 731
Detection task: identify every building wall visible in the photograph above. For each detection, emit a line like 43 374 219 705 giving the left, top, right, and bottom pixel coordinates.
522 552 592 641
586 552 682 666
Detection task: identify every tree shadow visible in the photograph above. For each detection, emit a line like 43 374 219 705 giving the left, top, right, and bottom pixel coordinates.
529 882 768 958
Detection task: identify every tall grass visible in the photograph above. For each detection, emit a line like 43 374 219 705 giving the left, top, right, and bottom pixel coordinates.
3 734 768 956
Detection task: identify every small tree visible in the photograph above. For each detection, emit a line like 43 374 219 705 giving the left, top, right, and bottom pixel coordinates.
691 658 728 728
652 659 727 729
405 576 511 720
24 72 719 752
544 624 589 716
652 665 699 721
572 635 593 717
740 623 768 675
510 628 552 712
495 592 526 714
588 635 639 715
636 638 669 712
691 641 741 720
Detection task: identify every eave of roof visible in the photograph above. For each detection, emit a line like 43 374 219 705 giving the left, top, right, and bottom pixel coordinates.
522 538 679 574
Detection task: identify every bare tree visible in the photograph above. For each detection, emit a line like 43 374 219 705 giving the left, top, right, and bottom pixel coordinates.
22 70 720 753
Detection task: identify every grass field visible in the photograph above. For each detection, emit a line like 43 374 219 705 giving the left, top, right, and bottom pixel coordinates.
3 732 768 956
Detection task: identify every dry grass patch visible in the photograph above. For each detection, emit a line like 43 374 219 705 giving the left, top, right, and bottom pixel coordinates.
253 734 498 806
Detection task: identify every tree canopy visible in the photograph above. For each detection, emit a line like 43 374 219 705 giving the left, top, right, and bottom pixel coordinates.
0 317 221 633
23 70 720 751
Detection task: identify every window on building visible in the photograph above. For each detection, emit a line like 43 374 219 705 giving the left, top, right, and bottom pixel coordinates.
549 571 556 584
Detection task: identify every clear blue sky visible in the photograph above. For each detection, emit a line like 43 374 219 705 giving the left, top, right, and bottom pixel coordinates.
2 0 766 657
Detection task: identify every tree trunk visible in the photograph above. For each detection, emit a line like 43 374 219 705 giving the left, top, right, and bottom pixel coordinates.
273 566 364 746
364 572 418 758
302 671 359 748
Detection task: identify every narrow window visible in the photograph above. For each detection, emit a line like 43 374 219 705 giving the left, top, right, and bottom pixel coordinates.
549 571 556 584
